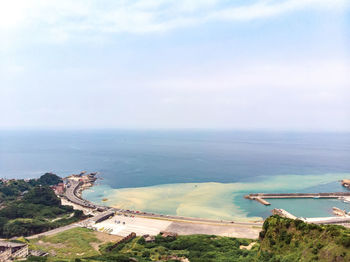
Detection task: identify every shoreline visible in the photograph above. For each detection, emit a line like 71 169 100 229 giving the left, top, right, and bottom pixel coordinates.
64 172 350 226
59 173 263 239
62 172 263 225
82 175 350 221
54 172 350 239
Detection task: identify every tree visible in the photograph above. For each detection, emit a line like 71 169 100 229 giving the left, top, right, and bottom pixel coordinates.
36 173 62 186
23 186 60 206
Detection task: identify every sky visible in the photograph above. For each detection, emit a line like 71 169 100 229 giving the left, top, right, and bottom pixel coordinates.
0 0 349 131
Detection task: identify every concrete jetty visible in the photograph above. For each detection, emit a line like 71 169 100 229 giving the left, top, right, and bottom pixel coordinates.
256 198 271 206
272 209 297 219
244 192 350 206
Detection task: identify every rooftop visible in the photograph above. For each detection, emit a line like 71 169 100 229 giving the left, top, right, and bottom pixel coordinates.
0 241 26 248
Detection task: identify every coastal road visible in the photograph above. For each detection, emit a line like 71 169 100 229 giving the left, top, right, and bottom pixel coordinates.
64 179 95 208
27 223 79 239
111 208 263 227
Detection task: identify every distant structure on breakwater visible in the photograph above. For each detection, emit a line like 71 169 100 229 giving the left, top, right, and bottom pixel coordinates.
341 179 350 190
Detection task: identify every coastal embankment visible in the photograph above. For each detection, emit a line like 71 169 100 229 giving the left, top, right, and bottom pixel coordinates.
59 172 262 239
59 172 350 240
83 173 350 221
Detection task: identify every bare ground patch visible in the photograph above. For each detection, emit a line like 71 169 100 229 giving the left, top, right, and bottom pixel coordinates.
240 242 256 250
91 231 123 251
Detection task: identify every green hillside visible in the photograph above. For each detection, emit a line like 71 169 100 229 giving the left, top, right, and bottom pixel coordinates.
0 173 85 238
25 215 350 262
258 215 350 262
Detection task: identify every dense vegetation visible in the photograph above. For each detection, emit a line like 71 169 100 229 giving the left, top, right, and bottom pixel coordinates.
259 215 350 262
0 173 84 238
95 234 258 262
0 179 32 202
0 173 62 202
30 173 63 187
25 216 350 262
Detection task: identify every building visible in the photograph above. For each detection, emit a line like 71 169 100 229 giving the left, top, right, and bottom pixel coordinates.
143 234 155 242
50 183 65 195
160 232 178 238
91 211 115 224
0 241 28 261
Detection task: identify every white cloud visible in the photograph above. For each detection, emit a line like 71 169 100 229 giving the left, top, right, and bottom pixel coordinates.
0 0 348 42
209 0 349 21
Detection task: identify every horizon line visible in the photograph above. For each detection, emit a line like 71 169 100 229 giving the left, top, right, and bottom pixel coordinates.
0 127 350 134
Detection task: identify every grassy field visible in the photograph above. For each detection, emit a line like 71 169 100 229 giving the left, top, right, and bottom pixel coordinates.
22 227 122 261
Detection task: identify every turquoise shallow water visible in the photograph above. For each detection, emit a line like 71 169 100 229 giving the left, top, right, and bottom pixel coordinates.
1 130 350 220
83 174 350 221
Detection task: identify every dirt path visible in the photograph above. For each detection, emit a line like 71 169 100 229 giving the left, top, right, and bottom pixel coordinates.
27 223 79 239
240 242 256 250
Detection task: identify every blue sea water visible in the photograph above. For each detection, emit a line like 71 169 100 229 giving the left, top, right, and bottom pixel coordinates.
1 130 350 219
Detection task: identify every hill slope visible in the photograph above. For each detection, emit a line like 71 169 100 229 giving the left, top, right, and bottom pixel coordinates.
26 216 350 261
258 215 350 262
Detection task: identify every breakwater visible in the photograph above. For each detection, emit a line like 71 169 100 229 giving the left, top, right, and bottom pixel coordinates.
245 192 350 206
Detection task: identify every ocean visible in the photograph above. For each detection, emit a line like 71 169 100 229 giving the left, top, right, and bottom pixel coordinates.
1 130 350 220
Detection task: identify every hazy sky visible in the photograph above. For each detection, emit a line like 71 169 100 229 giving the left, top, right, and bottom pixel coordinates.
0 0 349 131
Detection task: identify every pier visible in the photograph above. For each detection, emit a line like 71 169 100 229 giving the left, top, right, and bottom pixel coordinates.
244 192 350 206
255 198 271 206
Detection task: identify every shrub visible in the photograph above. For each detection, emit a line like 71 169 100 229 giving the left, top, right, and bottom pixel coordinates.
23 186 60 206
27 256 48 261
142 250 150 257
259 230 266 239
340 236 350 248
137 236 146 245
285 234 292 245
